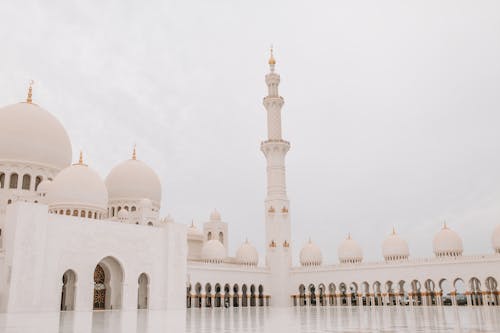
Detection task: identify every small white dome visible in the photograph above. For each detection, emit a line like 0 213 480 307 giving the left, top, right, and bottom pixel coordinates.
210 209 221 221
201 239 225 263
236 240 259 266
433 223 463 257
37 179 52 195
299 239 322 266
492 225 500 254
382 228 409 261
0 102 72 170
338 234 363 264
117 209 129 220
105 156 161 206
47 159 108 215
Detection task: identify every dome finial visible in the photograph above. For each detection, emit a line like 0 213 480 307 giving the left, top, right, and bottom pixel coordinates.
268 45 276 72
132 144 137 160
26 80 34 103
78 150 84 165
392 226 396 235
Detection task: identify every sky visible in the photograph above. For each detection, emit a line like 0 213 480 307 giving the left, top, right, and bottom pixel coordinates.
1 0 500 264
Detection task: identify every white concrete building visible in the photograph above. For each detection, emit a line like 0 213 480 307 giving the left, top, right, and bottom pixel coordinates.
0 52 499 313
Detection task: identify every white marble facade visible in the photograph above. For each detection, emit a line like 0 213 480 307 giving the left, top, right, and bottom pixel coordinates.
0 53 499 314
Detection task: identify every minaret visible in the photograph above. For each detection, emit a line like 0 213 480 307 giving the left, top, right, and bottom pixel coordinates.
261 48 291 307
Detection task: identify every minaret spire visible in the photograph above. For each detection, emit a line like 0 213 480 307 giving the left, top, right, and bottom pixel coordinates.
132 144 137 160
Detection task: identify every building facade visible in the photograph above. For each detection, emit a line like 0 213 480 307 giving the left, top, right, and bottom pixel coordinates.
0 53 499 313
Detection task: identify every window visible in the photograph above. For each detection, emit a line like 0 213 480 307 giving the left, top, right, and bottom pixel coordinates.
80 211 85 217
73 210 78 216
147 222 153 226
66 210 71 215
35 176 42 190
22 174 31 190
0 173 4 188
9 173 18 189
131 206 136 212
207 232 212 241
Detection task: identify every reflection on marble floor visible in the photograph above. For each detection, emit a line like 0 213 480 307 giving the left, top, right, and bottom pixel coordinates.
0 306 498 333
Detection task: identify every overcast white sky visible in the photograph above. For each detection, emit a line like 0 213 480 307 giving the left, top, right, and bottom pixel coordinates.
1 0 500 263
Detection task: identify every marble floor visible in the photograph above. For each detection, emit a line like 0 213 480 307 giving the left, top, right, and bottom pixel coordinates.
0 306 498 332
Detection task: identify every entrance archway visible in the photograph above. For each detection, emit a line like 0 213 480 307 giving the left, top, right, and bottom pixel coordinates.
138 273 149 309
61 270 77 311
93 256 124 310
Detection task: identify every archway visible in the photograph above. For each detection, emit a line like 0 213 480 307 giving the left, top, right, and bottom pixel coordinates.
309 284 317 306
224 284 230 307
439 279 452 306
398 280 407 306
469 277 483 306
205 283 212 307
350 282 358 306
258 285 264 306
373 282 382 306
138 273 149 309
250 285 256 306
299 284 306 306
215 283 222 307
93 257 124 310
411 280 422 306
242 284 248 307
61 270 77 311
339 283 348 305
454 278 467 306
361 282 370 306
318 284 326 306
424 279 436 305
386 281 395 306
328 283 336 306
195 283 202 308
485 277 498 305
233 284 239 307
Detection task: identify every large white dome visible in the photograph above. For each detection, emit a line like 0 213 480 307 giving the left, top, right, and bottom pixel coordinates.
105 156 162 205
493 225 500 254
299 239 322 266
48 158 108 214
0 102 72 170
236 240 259 266
201 239 225 263
382 228 409 261
338 234 363 264
433 223 463 257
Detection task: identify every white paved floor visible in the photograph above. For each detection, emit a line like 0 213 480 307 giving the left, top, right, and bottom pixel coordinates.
0 306 498 332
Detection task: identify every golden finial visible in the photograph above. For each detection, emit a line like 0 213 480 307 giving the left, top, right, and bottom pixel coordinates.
26 80 34 103
132 144 137 160
78 150 83 165
268 45 276 65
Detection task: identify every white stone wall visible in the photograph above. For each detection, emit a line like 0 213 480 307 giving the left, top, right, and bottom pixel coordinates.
1 202 186 312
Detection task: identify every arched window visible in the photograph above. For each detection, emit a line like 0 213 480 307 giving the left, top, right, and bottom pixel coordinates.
22 174 31 190
80 211 85 217
0 173 5 188
9 173 18 189
35 176 42 190
218 232 224 243
73 210 78 216
131 206 136 212
66 210 71 215
94 212 97 219
207 232 212 241
124 206 129 211
111 207 115 216
7 199 12 204
147 222 153 226
88 211 92 218
59 210 63 215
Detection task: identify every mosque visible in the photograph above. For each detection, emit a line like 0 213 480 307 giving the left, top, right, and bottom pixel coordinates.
0 51 499 313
